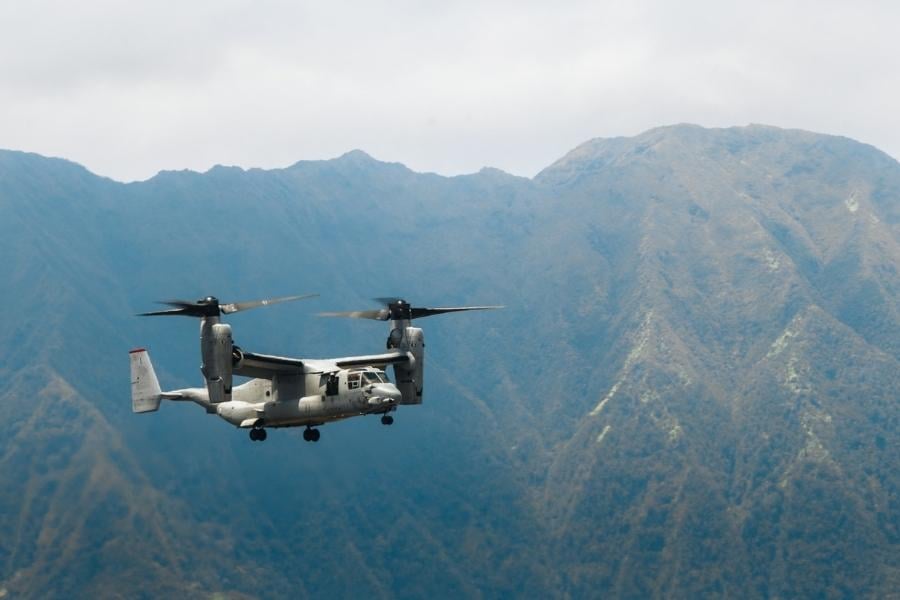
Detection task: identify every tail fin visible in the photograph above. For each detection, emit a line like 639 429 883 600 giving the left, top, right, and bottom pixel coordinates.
130 348 162 413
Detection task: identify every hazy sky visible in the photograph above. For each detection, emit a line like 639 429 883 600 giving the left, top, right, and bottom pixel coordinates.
0 0 897 181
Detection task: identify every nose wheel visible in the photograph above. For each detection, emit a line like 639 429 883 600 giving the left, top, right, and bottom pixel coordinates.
249 428 267 442
303 427 321 442
380 415 394 425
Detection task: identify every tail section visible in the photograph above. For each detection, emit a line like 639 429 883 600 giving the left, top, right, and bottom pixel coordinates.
130 348 162 413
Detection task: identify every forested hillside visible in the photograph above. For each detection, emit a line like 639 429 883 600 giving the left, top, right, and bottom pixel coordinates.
1 124 898 598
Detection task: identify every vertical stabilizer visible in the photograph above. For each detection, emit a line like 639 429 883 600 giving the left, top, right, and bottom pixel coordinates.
130 348 162 413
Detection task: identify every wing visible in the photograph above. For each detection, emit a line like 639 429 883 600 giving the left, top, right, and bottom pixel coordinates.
334 351 411 369
234 350 410 378
234 350 305 379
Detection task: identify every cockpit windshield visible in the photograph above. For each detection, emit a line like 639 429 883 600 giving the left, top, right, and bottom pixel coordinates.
363 371 387 383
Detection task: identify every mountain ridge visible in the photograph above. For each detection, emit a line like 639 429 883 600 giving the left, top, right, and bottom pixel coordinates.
10 122 898 186
1 124 899 597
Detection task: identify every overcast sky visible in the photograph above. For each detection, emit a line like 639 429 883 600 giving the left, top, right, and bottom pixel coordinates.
0 0 897 181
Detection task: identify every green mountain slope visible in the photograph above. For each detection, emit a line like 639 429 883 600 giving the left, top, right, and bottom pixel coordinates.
1 124 899 598
529 125 900 597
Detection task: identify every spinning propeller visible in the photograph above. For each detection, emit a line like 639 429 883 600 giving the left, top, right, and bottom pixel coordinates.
139 294 318 318
319 298 503 321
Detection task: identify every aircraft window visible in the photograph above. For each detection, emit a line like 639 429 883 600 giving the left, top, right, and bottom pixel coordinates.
325 374 339 396
364 372 380 383
348 373 361 390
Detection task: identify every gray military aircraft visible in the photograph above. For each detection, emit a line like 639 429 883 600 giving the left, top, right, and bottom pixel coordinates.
130 295 500 442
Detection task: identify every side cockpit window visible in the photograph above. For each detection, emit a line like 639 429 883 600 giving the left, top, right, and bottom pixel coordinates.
348 373 361 390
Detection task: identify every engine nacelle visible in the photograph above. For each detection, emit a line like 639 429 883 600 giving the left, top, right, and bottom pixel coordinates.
201 321 233 404
392 326 424 405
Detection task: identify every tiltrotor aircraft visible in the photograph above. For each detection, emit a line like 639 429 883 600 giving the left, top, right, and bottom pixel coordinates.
130 295 499 442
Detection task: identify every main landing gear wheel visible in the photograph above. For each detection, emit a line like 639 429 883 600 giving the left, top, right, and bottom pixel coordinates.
303 428 321 442
249 428 267 442
381 415 394 425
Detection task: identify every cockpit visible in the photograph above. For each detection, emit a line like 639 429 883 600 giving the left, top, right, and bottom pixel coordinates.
346 369 389 390
362 370 389 384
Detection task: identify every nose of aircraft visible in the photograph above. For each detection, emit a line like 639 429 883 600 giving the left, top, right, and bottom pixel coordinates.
369 383 402 403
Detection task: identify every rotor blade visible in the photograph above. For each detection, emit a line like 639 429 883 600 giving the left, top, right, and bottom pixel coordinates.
318 309 391 320
139 298 218 318
410 306 504 319
157 300 198 308
220 293 319 314
137 307 197 317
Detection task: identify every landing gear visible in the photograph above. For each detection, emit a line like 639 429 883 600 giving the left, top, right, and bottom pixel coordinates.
381 415 394 425
249 428 267 442
303 427 321 442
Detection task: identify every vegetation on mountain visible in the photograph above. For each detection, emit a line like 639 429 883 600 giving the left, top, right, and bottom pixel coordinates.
0 124 898 597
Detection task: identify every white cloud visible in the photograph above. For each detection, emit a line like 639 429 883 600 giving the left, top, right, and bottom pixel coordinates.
0 0 897 181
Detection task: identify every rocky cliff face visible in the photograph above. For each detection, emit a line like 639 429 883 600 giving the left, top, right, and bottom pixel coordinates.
1 124 898 597
531 125 900 596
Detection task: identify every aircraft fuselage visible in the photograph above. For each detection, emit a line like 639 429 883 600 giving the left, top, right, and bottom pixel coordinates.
175 366 401 429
